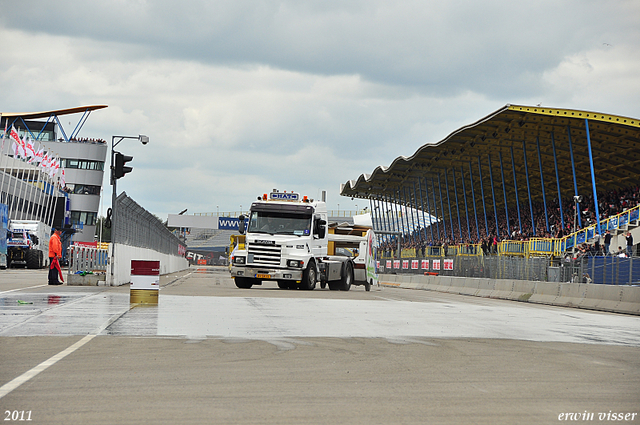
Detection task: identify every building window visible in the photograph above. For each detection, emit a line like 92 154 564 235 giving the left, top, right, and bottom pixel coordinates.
67 184 101 195
70 211 97 226
62 159 104 171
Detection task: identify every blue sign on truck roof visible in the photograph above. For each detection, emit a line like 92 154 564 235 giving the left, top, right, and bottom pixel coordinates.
269 192 299 201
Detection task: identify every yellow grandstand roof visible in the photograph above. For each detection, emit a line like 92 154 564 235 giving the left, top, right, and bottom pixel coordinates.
341 104 640 218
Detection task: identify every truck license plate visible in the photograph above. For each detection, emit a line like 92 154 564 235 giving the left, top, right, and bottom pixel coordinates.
256 274 271 279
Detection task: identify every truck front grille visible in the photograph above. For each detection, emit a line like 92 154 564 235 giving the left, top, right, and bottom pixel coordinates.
247 243 281 266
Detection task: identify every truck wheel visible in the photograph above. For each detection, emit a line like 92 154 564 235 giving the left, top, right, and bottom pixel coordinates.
277 280 293 289
234 277 254 289
328 281 340 290
26 249 39 269
300 262 317 290
340 262 353 291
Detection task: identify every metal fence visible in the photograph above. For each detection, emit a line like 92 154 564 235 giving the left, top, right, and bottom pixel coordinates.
68 245 108 273
554 256 640 285
115 192 185 256
378 254 640 284
379 255 549 281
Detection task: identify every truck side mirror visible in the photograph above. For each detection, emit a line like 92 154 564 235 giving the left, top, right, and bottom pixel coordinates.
238 215 246 235
317 219 326 239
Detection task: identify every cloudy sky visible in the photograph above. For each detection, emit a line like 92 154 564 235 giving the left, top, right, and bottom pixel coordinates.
1 0 639 219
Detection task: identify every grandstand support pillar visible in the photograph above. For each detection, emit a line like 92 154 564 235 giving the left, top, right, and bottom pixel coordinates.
477 157 490 237
412 182 421 241
469 162 480 241
585 119 602 235
418 177 432 243
460 166 472 241
499 151 510 236
431 177 441 241
380 196 388 243
437 173 448 241
390 192 399 238
410 184 419 242
510 146 522 233
394 190 403 239
422 177 435 243
452 168 463 242
378 197 389 244
380 194 391 241
522 140 536 236
402 187 414 244
536 136 550 233
370 197 378 233
551 131 565 231
401 188 409 240
567 125 582 228
386 194 398 238
443 168 455 241
487 154 500 237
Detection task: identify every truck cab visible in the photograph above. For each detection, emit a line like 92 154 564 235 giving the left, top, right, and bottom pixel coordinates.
230 190 377 291
230 191 327 290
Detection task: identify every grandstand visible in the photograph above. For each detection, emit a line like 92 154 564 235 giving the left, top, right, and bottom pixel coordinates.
340 105 640 283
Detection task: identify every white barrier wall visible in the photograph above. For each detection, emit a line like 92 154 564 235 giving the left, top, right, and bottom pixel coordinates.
380 273 640 315
108 243 189 286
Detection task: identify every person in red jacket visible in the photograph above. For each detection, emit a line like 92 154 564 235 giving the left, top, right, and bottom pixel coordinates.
48 228 63 285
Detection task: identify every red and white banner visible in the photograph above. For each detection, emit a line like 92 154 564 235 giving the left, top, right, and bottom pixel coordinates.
444 259 454 270
421 259 429 270
432 259 441 270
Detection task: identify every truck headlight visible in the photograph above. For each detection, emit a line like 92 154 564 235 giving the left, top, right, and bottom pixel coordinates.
287 259 303 268
234 256 246 264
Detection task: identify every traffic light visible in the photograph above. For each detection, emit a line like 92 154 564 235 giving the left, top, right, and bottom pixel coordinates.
113 151 133 180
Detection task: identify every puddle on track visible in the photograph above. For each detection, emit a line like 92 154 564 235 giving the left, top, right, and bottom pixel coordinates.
1 292 639 347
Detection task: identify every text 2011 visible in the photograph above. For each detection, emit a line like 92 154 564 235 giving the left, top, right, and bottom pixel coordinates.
4 411 32 421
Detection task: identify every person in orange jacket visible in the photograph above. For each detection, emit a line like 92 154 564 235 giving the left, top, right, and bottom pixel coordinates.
49 228 62 261
48 228 63 285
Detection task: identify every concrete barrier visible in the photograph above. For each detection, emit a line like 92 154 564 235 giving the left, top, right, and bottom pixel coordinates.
618 286 640 314
380 273 640 315
475 278 495 298
491 279 515 300
529 281 561 305
67 273 107 286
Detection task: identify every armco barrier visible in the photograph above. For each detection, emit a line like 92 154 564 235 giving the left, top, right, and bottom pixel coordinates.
380 273 640 315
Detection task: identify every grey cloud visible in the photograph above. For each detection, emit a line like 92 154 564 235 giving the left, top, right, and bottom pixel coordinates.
3 1 637 98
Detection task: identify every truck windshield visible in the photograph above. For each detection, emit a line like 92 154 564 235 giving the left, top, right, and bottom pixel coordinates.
246 211 312 236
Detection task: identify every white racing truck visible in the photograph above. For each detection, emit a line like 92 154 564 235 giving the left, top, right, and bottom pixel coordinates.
230 190 377 291
7 220 50 269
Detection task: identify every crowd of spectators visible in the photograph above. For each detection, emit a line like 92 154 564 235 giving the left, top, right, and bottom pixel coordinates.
60 137 107 144
378 185 640 257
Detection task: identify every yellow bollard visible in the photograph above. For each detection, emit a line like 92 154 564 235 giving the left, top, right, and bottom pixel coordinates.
130 260 160 305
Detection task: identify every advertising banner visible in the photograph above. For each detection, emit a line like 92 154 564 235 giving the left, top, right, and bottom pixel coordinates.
218 217 240 230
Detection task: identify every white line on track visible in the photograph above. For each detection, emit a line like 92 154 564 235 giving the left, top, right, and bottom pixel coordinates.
0 284 47 295
0 304 131 399
0 334 96 399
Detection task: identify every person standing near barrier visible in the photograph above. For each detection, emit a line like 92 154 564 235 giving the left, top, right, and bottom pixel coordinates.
626 231 633 257
593 232 601 255
48 228 63 285
604 230 612 255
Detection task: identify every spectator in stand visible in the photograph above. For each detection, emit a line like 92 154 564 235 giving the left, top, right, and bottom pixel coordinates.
604 230 612 256
626 231 634 257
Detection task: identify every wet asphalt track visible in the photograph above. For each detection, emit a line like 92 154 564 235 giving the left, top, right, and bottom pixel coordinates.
1 266 639 424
